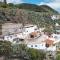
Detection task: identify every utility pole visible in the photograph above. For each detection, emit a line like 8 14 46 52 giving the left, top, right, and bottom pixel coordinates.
4 0 7 4
0 0 7 4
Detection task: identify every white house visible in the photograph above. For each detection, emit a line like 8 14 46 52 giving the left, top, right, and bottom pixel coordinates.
27 36 56 52
51 15 60 20
17 24 39 39
39 28 45 32
23 24 38 34
51 34 60 41
27 43 56 51
4 34 17 42
27 43 46 50
51 34 60 48
4 24 39 41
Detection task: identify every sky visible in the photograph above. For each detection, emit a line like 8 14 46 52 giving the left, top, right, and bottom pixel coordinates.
6 0 60 13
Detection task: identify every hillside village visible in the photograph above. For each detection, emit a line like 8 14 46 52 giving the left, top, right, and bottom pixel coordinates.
1 21 60 53
1 22 60 60
0 1 60 60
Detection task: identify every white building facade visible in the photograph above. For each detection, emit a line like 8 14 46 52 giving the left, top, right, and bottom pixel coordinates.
4 24 39 42
27 43 56 51
23 25 38 34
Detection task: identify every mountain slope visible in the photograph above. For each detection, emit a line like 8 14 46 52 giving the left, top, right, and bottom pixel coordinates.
15 3 58 13
0 3 59 25
0 3 59 35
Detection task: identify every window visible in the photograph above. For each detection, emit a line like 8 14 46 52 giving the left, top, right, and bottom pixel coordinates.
54 36 57 39
42 44 43 46
10 36 12 38
53 44 55 46
30 34 34 38
35 45 37 47
35 28 37 30
7 37 9 39
31 45 33 47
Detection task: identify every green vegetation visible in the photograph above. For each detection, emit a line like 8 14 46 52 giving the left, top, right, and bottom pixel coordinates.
0 42 46 60
27 48 46 60
0 3 59 34
0 9 59 26
0 40 12 56
0 3 58 13
0 2 59 60
56 52 60 60
0 3 59 25
56 54 60 60
12 44 46 60
43 26 53 35
15 3 58 13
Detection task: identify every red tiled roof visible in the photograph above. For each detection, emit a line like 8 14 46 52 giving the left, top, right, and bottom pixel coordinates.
30 32 37 36
45 39 54 45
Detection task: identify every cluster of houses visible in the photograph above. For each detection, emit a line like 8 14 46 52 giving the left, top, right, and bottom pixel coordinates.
0 23 60 52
